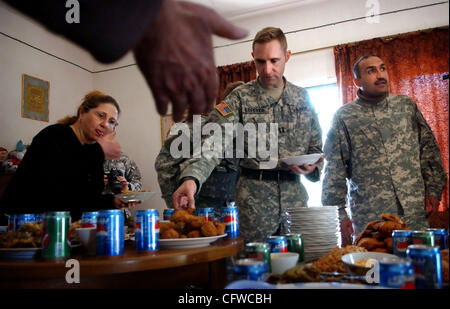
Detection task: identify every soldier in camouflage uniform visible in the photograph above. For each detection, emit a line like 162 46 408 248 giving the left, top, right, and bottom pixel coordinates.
103 152 142 194
172 27 323 243
155 82 244 217
322 55 447 241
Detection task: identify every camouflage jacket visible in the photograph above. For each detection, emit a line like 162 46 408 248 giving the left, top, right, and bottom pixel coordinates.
322 92 447 233
179 78 323 205
103 152 142 194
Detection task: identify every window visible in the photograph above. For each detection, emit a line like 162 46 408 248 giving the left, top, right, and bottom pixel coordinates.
301 83 341 206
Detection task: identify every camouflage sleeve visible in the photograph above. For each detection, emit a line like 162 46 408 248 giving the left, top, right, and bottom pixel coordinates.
305 98 323 182
321 113 349 221
415 103 448 199
178 92 241 188
122 154 142 191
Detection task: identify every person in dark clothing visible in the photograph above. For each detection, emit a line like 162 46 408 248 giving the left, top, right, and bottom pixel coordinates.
4 0 247 122
0 91 138 223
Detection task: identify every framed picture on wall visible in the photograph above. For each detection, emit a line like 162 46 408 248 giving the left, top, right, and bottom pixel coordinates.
160 113 188 146
21 74 50 122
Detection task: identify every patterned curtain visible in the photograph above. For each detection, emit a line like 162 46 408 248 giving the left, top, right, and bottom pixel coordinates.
216 61 256 103
333 27 449 221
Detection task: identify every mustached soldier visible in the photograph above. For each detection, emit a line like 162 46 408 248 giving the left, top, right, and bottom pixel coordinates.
322 55 447 242
172 27 323 243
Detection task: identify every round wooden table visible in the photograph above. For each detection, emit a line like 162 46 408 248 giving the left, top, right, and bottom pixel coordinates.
0 238 243 289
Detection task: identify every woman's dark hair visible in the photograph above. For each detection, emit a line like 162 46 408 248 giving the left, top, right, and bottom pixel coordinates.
57 90 120 125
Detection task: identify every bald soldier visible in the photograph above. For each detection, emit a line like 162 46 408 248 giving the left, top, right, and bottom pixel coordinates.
322 54 447 242
172 27 323 243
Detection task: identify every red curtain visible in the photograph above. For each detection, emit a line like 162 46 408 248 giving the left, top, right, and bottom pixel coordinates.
333 27 449 218
216 61 256 103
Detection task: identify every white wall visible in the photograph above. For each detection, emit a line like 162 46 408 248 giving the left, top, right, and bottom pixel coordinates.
1 0 448 217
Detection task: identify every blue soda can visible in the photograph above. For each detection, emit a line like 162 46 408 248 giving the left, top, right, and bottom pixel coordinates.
14 214 36 231
426 228 448 250
379 258 416 289
96 209 124 256
266 236 288 253
392 230 412 257
163 209 175 221
233 258 269 281
195 207 215 222
35 213 44 225
220 206 239 238
135 209 159 251
7 214 16 231
81 211 99 228
406 244 442 289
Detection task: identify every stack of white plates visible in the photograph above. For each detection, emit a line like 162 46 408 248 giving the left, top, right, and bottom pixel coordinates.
287 206 341 262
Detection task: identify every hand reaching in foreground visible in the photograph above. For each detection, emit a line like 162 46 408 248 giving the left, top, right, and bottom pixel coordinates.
98 133 121 160
173 179 197 210
133 0 248 122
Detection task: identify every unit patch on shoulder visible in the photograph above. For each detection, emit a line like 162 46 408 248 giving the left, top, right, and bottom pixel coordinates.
216 101 233 117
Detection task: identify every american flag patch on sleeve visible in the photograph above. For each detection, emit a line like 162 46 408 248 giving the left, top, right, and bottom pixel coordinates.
215 101 233 117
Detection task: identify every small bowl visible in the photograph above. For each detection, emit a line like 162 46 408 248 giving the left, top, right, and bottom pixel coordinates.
270 252 299 275
342 252 399 276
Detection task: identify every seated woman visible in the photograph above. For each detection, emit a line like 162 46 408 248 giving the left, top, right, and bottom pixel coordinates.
0 90 138 222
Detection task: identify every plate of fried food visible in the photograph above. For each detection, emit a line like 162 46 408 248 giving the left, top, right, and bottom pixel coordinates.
0 223 43 259
116 190 155 203
160 209 227 249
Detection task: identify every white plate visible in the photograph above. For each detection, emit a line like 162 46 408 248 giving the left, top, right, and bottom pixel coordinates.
159 234 227 249
116 191 155 203
281 153 323 166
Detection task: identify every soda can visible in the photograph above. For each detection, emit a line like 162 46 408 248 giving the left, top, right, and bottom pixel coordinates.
379 258 416 289
411 230 435 246
134 209 160 251
195 207 215 221
392 230 412 258
245 242 271 272
220 206 239 238
233 258 269 281
81 211 99 228
7 214 16 231
96 209 124 256
35 213 44 225
14 214 36 231
266 236 288 253
163 209 175 221
426 228 448 250
406 244 442 289
42 211 71 259
285 233 305 263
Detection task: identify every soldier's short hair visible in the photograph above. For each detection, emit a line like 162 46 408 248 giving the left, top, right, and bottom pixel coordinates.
353 54 380 78
252 27 287 52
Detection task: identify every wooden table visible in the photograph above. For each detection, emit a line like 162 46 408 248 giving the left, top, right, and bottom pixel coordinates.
0 238 243 289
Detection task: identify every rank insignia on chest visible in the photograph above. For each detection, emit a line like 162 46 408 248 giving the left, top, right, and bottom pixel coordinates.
216 101 233 117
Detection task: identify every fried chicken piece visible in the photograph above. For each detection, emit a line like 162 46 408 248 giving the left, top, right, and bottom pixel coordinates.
160 222 175 233
188 216 205 229
187 230 201 238
161 228 180 239
170 209 193 223
173 221 187 234
384 237 393 252
179 235 187 239
356 237 385 251
213 221 225 235
381 213 405 225
378 220 406 238
201 221 218 237
373 247 389 253
354 220 383 244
